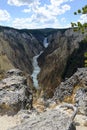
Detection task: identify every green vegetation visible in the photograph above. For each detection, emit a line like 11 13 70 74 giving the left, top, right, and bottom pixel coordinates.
71 4 87 68
71 5 87 33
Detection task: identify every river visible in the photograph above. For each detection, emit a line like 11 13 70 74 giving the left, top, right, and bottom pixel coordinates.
31 37 49 88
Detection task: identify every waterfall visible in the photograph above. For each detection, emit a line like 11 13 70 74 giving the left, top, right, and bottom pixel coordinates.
31 51 43 88
43 37 49 48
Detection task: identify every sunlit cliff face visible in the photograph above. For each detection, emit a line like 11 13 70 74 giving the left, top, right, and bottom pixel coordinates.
38 29 86 98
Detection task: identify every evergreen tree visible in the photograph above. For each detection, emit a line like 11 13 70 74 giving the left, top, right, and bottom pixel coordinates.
71 5 87 67
71 5 87 33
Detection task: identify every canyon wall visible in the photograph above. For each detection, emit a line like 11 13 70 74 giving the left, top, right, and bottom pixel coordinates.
0 26 43 74
38 29 86 97
0 26 87 97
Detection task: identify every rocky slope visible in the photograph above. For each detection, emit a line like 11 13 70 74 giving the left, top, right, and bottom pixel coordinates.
0 26 43 75
38 29 87 97
0 69 33 115
0 69 87 130
9 105 76 130
0 26 87 130
53 68 87 115
0 26 87 97
0 69 78 130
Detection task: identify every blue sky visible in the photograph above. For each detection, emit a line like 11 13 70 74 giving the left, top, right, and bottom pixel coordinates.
0 0 87 29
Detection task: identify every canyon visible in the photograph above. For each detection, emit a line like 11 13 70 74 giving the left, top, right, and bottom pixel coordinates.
0 26 86 95
0 25 87 130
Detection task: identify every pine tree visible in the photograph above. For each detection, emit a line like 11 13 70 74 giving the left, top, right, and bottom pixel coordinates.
71 5 87 67
71 5 87 33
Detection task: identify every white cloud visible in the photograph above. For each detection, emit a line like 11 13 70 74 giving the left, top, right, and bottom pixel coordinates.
39 3 70 17
22 0 71 22
7 0 40 6
12 16 70 29
0 9 10 21
23 8 31 13
70 0 74 1
79 14 87 24
7 0 73 7
50 0 69 6
8 0 72 29
12 16 61 29
61 4 70 12
12 17 32 28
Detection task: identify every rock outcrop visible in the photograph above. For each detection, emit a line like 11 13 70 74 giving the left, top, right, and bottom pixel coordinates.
53 68 87 115
0 69 33 115
8 104 77 130
75 87 87 115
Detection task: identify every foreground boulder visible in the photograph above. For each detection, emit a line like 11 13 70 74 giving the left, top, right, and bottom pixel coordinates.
75 87 87 115
0 69 33 115
8 104 77 130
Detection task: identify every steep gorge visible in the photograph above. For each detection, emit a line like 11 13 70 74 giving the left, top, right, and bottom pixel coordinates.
0 26 43 75
38 29 86 97
0 26 87 98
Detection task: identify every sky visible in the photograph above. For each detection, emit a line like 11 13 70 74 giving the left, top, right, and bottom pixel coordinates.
0 0 87 29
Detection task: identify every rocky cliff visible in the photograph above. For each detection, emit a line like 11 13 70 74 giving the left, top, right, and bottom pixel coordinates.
53 68 87 115
0 26 43 75
38 29 87 97
0 26 87 98
0 69 33 115
0 68 87 130
0 26 87 130
9 106 76 130
0 69 78 130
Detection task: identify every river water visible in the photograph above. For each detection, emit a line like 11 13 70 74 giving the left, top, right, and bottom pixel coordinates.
31 51 43 88
31 37 49 88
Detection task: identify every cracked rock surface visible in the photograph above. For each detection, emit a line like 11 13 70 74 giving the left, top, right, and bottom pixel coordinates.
0 69 33 115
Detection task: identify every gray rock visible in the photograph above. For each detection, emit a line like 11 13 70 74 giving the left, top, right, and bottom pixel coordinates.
53 68 87 116
6 69 23 77
53 68 87 101
17 109 39 123
75 88 87 115
0 69 33 115
8 106 76 130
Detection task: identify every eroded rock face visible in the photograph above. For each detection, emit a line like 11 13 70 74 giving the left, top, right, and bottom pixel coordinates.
0 69 33 115
75 88 87 115
38 29 86 98
0 27 43 74
8 107 76 130
53 68 87 115
53 68 87 100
